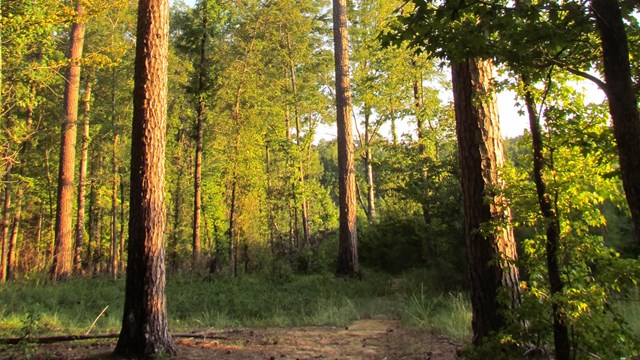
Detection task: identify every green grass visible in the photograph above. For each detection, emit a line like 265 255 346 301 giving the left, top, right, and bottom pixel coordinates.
614 296 640 341
0 270 472 344
399 284 472 342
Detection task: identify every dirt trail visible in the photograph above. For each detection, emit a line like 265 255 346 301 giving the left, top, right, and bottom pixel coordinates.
1 319 460 359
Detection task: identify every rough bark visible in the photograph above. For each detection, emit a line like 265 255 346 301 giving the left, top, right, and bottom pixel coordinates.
451 58 520 345
193 0 207 269
74 77 92 273
333 0 359 277
113 0 176 356
522 80 570 360
52 2 86 280
592 0 640 248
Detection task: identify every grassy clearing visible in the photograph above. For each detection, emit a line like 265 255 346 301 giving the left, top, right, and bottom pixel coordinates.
0 270 472 343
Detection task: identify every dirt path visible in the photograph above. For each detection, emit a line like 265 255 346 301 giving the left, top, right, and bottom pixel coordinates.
1 319 461 359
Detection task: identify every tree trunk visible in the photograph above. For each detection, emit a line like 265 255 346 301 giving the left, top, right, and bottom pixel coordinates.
389 97 398 146
44 149 55 264
36 205 43 269
228 170 238 277
109 67 119 280
333 0 359 277
522 79 570 360
363 109 376 221
0 169 11 283
171 128 185 254
287 35 310 248
7 187 22 280
412 61 432 226
114 0 176 356
192 0 207 269
52 2 86 280
110 133 119 280
450 58 520 345
119 175 125 273
592 0 640 248
265 143 276 254
87 154 103 273
74 77 92 273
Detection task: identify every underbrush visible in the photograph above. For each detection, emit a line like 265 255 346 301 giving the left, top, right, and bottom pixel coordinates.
0 270 473 344
399 284 472 342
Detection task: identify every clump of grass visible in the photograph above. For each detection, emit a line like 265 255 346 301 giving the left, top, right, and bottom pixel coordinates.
614 297 640 339
401 284 471 342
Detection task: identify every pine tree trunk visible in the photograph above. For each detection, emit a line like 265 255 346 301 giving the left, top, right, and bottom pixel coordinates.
74 77 92 273
193 1 207 269
592 0 640 248
333 0 358 277
52 2 86 280
114 0 175 355
451 58 520 345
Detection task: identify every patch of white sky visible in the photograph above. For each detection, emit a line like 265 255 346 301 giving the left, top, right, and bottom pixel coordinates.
171 0 607 142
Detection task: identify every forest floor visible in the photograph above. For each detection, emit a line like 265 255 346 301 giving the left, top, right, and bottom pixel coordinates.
1 318 461 359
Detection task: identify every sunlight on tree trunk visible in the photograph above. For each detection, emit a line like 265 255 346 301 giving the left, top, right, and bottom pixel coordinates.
451 58 520 345
333 0 358 277
74 76 93 274
114 0 175 356
52 1 86 280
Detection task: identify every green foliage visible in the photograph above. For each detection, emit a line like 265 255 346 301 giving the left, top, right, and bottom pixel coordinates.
502 78 640 358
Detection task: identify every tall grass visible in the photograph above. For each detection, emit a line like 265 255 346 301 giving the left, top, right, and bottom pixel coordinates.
400 284 472 342
0 271 397 336
0 270 472 344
